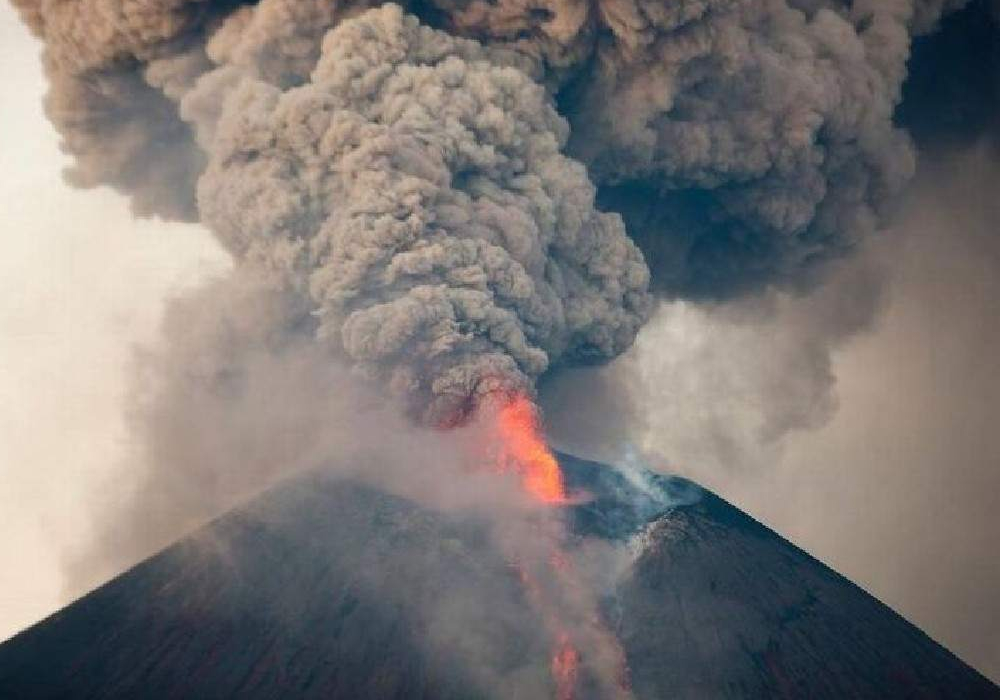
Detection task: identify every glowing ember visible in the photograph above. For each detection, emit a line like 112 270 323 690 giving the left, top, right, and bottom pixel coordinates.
552 632 581 700
494 394 567 503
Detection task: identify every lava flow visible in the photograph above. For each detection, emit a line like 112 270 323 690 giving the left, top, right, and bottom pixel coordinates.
552 633 581 700
494 394 567 504
486 393 631 700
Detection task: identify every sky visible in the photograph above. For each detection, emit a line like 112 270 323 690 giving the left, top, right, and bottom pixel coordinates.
1 0 997 684
0 2 229 644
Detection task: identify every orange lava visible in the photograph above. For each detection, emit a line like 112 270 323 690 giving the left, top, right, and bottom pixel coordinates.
552 632 581 700
494 395 566 503
487 393 629 700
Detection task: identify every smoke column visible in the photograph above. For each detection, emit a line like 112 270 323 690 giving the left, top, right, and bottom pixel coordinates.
10 0 965 421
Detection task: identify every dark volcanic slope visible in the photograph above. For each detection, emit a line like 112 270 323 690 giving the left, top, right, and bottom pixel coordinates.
0 476 555 700
1 454 996 699
609 485 997 698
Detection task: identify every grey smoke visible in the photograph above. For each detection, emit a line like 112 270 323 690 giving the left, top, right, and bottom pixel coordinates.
567 0 932 299
541 254 887 475
11 0 967 420
190 6 651 422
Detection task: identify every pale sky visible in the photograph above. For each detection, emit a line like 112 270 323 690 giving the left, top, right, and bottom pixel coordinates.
0 2 229 641
1 0 997 684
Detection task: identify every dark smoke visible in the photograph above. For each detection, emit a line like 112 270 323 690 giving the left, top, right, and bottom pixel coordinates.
191 6 652 422
11 0 968 419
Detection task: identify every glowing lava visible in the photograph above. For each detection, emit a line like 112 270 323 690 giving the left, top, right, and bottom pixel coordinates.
494 394 567 503
552 633 581 700
486 393 631 700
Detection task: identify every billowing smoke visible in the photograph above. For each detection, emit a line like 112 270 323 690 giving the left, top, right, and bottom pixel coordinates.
192 6 651 422
11 0 965 421
574 0 925 299
14 0 651 423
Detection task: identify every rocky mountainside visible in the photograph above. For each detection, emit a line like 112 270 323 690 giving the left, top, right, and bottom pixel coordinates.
1 453 996 699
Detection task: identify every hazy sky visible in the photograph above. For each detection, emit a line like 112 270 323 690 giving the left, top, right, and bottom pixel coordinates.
0 2 228 642
1 0 997 685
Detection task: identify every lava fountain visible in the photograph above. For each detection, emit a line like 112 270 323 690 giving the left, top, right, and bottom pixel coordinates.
552 632 581 700
483 393 631 699
494 395 568 504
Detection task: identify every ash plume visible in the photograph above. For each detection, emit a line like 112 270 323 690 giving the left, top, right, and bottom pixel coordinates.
11 0 967 421
562 0 950 300
193 6 651 422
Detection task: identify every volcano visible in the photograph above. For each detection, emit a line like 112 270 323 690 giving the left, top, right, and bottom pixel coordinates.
0 453 996 699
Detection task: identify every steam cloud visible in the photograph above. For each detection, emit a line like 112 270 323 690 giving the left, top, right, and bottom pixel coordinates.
11 0 966 419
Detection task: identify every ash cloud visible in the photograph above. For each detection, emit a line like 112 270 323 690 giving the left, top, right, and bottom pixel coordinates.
191 5 651 423
540 255 887 475
12 0 968 420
